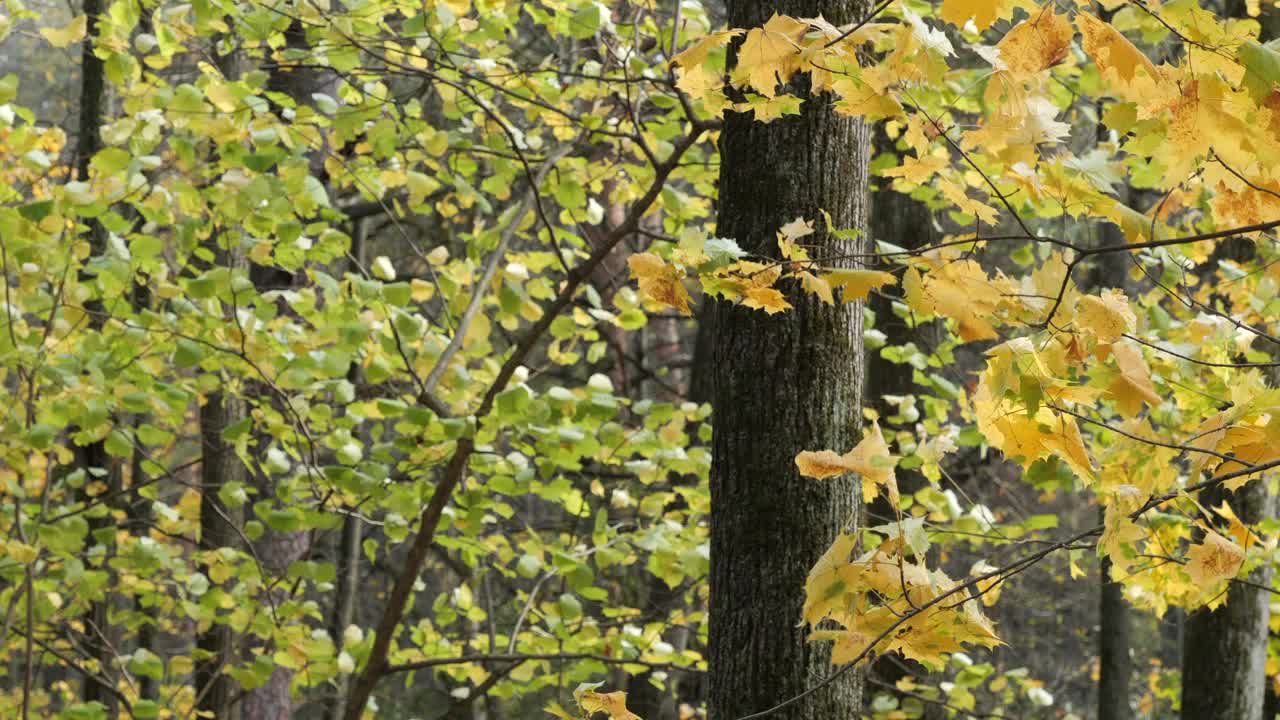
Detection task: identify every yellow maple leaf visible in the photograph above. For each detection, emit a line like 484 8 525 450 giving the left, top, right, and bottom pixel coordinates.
798 271 834 304
1075 289 1135 342
795 422 899 502
1185 530 1244 589
935 177 1001 224
795 449 858 479
1100 502 1146 574
1076 12 1157 87
995 6 1072 79
903 258 1006 342
576 686 642 720
778 216 815 241
1107 340 1162 418
742 286 791 314
671 29 743 68
847 422 899 503
881 153 948 186
628 252 692 315
973 377 1096 483
822 268 896 302
733 14 808 97
940 0 1009 31
830 77 904 120
675 64 724 99
803 533 857 624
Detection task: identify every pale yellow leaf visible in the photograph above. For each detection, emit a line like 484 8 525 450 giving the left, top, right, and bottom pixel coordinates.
733 14 808 96
940 0 1009 31
1107 340 1162 418
822 268 896 302
671 29 743 68
40 14 87 48
799 271 835 304
1076 289 1135 342
795 450 858 479
1076 12 1158 86
995 7 1072 79
578 688 642 720
628 253 692 315
742 286 791 314
1185 530 1244 589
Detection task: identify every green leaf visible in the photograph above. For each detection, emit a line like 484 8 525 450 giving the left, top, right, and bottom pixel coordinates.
18 200 54 222
1239 40 1280 101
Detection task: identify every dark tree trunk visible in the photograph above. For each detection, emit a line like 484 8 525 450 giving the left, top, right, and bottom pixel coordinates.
74 0 117 709
862 128 944 719
1089 94 1133 717
1181 478 1276 720
234 24 337 719
1098 556 1132 720
197 392 245 720
703 1 871 718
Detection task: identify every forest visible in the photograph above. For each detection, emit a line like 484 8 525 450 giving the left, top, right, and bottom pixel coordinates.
2 0 1280 718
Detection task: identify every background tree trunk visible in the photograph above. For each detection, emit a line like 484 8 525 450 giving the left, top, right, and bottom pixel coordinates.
1180 477 1276 720
862 126 945 720
196 392 246 720
703 1 871 717
1088 91 1133 718
1098 555 1131 720
74 0 118 709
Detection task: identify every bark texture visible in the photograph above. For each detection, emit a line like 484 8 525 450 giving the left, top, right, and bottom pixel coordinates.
1180 477 1277 720
74 0 117 708
197 392 245 720
1097 556 1131 720
704 1 871 717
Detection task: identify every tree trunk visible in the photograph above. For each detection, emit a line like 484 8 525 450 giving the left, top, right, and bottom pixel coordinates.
1180 477 1276 720
74 0 118 708
1089 89 1133 717
863 128 944 719
196 391 246 720
236 24 336 719
1098 555 1131 720
704 1 871 718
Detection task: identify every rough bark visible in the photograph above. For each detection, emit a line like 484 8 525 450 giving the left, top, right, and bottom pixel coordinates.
1098 555 1131 720
1180 477 1277 720
703 1 871 717
196 392 246 720
235 24 335 719
1089 114 1132 719
74 0 118 708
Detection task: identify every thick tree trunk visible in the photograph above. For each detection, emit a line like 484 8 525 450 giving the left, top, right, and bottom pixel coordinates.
704 1 871 718
1180 477 1276 720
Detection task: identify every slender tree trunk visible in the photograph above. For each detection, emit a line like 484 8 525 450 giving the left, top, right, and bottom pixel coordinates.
74 0 119 708
326 218 368 720
237 26 334 717
703 1 871 718
194 42 247 720
1088 83 1133 716
1098 555 1132 720
862 128 944 719
196 392 246 720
